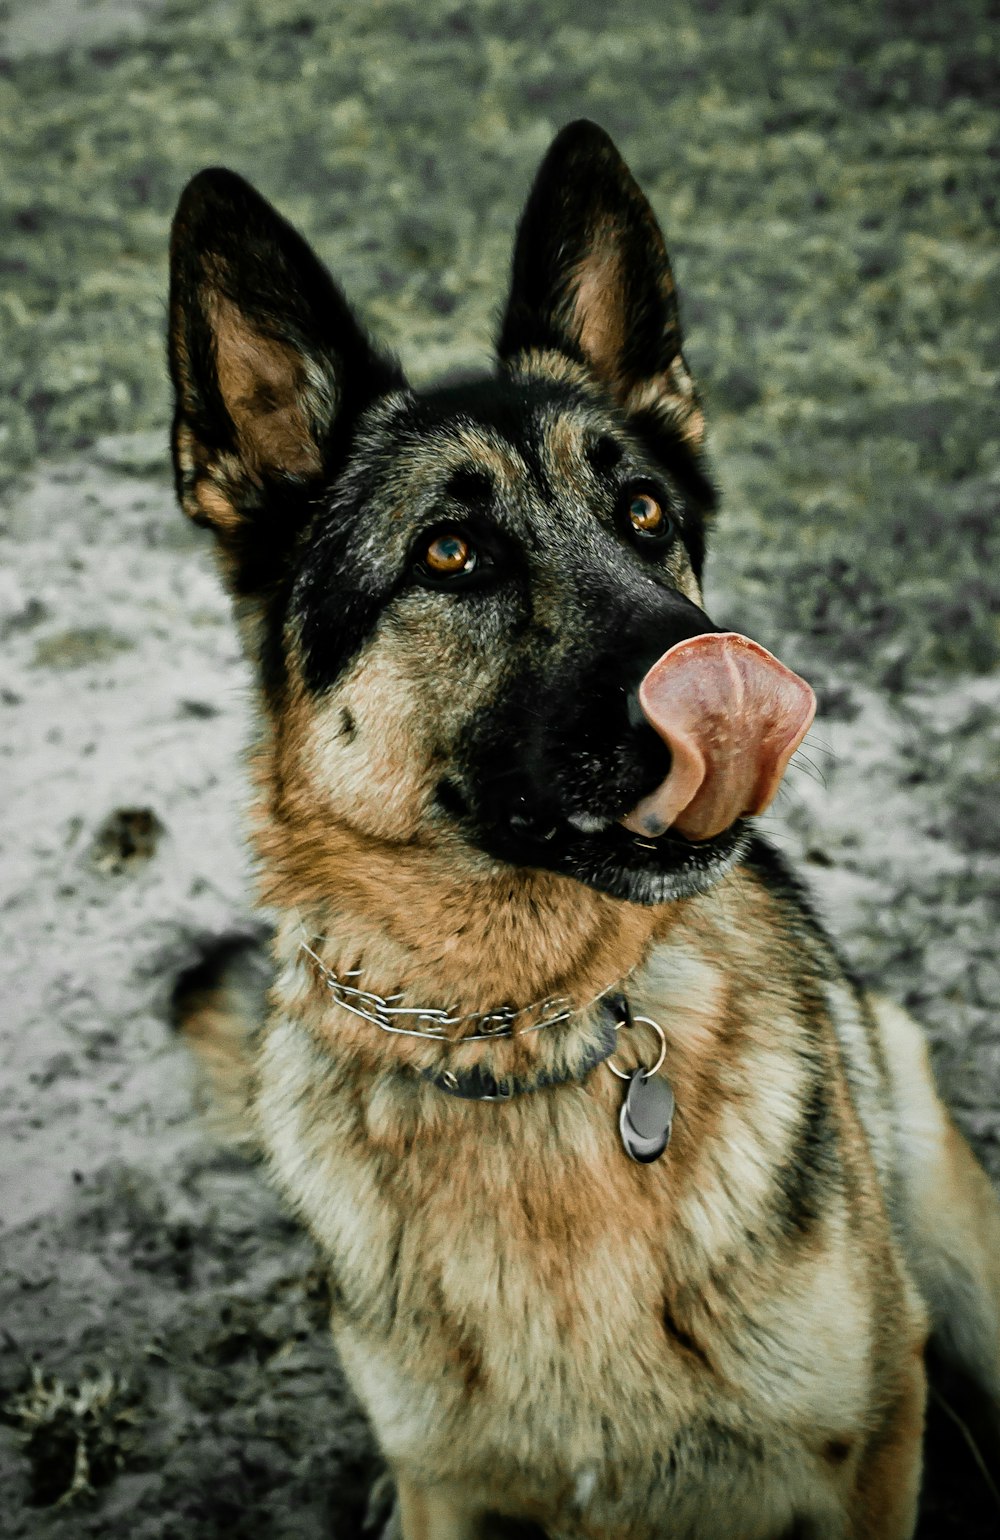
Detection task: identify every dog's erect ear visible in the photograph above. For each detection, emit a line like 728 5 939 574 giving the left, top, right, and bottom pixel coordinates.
497 120 704 449
168 169 404 573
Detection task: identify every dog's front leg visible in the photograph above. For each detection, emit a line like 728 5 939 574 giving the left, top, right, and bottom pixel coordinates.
394 1473 482 1540
847 1352 926 1540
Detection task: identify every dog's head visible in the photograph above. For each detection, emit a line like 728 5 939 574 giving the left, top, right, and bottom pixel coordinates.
169 121 812 909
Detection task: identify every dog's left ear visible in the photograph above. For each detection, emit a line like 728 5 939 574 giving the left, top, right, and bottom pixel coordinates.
169 169 404 578
497 120 704 450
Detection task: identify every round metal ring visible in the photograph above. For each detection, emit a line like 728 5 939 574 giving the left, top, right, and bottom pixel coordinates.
606 1014 667 1081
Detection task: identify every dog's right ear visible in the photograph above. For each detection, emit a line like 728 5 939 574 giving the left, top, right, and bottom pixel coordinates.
168 170 404 582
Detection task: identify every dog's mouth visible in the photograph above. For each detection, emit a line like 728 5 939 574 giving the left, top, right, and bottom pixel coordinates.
440 633 815 906
485 805 752 906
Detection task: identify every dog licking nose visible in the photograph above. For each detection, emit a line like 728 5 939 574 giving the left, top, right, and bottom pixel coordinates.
620 633 816 842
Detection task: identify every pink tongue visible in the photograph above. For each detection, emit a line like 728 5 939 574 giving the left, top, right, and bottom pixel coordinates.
620 633 816 842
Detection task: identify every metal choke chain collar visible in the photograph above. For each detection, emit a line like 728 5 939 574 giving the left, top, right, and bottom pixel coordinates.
298 937 674 1163
299 936 604 1044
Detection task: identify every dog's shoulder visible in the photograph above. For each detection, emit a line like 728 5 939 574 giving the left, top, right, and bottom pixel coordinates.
732 835 903 1204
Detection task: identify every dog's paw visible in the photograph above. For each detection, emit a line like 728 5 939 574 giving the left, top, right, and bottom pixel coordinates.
363 1470 400 1539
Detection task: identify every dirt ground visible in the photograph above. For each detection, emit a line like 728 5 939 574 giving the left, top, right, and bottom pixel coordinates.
1 1 998 1535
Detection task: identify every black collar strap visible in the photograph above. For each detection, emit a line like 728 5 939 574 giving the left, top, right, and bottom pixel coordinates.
422 994 627 1102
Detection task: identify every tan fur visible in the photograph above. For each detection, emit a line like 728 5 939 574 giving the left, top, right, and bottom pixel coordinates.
571 230 627 387
394 1479 480 1540
193 478 242 532
210 291 324 476
624 363 706 450
873 999 1000 1420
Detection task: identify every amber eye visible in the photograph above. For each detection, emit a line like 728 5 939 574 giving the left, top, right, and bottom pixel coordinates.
424 532 476 576
628 492 666 534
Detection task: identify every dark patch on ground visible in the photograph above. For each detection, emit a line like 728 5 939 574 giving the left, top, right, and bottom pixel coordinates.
90 807 165 875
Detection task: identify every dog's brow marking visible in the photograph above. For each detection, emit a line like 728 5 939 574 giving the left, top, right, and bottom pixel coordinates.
450 424 529 492
379 427 524 518
541 412 591 496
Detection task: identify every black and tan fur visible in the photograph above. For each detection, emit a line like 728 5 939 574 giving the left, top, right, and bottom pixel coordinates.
168 121 1000 1538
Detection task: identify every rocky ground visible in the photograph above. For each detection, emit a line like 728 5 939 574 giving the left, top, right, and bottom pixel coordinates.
0 0 997 1535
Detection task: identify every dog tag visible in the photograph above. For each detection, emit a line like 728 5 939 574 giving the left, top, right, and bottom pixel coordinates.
619 1068 674 1164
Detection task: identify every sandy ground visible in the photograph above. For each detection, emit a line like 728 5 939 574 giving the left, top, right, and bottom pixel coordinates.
1 0 998 1535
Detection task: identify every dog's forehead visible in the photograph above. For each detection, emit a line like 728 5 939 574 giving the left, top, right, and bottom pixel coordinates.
361 375 622 534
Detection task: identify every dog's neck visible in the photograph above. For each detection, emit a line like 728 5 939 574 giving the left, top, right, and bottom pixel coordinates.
276 881 665 1036
270 892 663 1093
257 814 667 1019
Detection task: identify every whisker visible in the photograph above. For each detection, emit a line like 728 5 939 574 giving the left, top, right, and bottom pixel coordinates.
802 732 837 758
788 750 828 789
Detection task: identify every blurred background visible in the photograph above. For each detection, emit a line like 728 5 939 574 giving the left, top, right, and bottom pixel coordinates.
0 1 997 1534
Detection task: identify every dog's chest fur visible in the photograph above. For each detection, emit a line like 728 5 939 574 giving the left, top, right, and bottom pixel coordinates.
257 927 903 1537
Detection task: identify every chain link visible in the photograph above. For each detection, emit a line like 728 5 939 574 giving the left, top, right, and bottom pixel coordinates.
298 938 620 1047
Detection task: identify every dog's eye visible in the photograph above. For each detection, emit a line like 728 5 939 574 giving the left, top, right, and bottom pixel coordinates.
425 533 476 575
629 493 668 536
422 532 468 575
413 527 491 590
621 486 677 552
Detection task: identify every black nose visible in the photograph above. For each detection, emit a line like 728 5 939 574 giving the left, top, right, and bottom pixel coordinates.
621 592 719 730
452 585 721 843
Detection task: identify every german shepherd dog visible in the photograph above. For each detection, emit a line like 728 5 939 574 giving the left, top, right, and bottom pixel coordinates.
168 121 1000 1539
